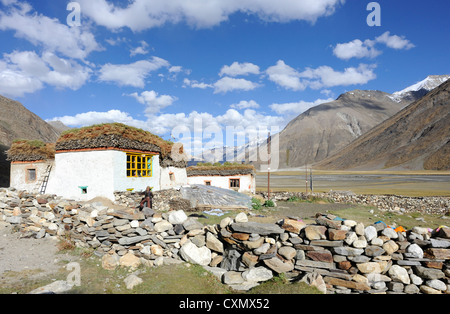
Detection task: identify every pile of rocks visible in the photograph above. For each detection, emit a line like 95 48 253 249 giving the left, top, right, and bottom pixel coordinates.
259 191 450 215
114 189 189 212
210 212 450 293
1 187 449 294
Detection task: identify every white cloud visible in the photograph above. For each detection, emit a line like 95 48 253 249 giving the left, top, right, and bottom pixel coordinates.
0 2 101 60
77 0 344 31
48 107 285 156
98 57 170 87
230 100 260 110
48 109 147 129
270 98 334 116
333 31 414 60
266 60 305 91
0 50 91 97
130 40 150 57
333 39 381 60
126 90 177 114
299 64 377 88
183 78 213 89
213 77 260 94
219 62 260 77
375 31 415 50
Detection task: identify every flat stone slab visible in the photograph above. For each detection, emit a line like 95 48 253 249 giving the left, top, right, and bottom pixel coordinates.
230 222 285 235
181 184 252 209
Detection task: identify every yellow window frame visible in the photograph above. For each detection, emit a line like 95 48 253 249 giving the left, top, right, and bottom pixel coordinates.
126 152 153 177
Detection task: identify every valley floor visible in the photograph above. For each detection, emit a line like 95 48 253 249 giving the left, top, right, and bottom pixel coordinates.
256 170 450 197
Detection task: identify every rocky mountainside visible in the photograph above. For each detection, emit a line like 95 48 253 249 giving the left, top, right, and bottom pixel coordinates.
0 95 63 186
315 79 450 171
0 95 61 146
243 75 449 170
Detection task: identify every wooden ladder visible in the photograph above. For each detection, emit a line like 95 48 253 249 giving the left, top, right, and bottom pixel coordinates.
36 164 52 195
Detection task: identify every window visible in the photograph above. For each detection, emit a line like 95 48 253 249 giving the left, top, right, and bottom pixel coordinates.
169 172 175 182
79 186 88 194
229 178 240 188
126 153 153 177
27 169 36 182
204 180 211 186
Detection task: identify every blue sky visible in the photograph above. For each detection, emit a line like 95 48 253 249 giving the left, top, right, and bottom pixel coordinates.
0 0 449 154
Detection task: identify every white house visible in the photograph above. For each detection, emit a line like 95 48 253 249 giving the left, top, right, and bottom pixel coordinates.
8 124 188 201
186 165 256 194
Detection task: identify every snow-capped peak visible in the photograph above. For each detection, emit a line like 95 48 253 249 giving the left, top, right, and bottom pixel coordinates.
394 75 450 96
389 75 450 103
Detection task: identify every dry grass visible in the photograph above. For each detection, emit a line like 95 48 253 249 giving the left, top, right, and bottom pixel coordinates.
58 123 176 157
6 140 55 161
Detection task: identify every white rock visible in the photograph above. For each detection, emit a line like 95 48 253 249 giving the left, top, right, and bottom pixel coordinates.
179 242 211 266
382 227 398 239
412 226 429 235
242 267 273 282
353 237 368 249
235 212 248 223
343 219 357 227
406 243 423 258
364 226 377 242
344 231 358 245
28 280 73 294
124 274 143 290
168 210 188 224
154 220 173 233
426 280 447 291
389 265 411 284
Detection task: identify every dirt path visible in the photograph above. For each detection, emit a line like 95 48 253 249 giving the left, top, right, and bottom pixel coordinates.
0 221 79 287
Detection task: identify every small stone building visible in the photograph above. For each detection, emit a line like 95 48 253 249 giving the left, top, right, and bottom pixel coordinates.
8 123 188 201
7 140 55 194
186 165 256 194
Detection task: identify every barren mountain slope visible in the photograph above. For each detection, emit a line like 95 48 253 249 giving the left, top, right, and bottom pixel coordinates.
259 90 408 169
315 80 450 170
0 95 60 146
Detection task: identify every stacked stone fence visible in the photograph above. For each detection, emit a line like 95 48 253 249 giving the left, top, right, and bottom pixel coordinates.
258 191 450 215
1 187 449 294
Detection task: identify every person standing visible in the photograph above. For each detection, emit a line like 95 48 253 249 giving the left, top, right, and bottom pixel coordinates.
139 186 153 210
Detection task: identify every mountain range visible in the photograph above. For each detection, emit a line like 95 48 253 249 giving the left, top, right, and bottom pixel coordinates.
0 95 63 186
0 74 448 187
315 78 450 171
230 75 448 171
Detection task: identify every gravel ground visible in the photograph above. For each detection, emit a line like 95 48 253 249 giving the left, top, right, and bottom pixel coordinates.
0 221 78 286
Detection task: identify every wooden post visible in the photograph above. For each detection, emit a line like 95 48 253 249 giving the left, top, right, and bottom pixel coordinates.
305 166 308 195
267 132 271 200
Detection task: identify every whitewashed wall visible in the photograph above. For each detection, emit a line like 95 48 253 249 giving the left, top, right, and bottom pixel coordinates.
112 151 161 194
160 166 188 190
47 150 163 201
47 150 115 201
187 174 255 193
10 161 54 193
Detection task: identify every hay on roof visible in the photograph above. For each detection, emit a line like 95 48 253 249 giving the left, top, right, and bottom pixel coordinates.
186 165 255 177
55 123 176 157
7 140 55 162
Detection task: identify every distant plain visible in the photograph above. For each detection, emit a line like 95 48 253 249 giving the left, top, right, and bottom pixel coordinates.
256 169 450 197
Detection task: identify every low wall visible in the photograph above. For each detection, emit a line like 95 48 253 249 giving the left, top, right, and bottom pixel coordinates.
257 191 450 215
0 187 449 294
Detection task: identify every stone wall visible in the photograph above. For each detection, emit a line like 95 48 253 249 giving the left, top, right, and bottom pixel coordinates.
1 187 449 294
258 191 450 215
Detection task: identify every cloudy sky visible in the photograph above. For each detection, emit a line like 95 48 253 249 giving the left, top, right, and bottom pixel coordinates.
0 0 449 154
